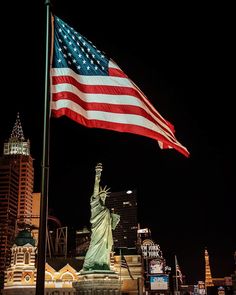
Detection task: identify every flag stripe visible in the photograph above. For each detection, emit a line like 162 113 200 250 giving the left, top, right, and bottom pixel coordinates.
51 74 175 138
51 65 175 132
51 84 176 140
51 99 189 156
51 69 188 153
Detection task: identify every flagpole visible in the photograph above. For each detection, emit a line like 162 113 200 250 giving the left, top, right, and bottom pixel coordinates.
119 248 122 295
36 0 52 294
175 255 179 295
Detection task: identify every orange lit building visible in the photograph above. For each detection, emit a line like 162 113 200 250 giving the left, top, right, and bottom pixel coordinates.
0 113 35 291
3 229 143 295
0 158 19 287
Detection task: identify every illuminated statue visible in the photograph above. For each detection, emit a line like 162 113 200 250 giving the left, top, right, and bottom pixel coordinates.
82 163 120 271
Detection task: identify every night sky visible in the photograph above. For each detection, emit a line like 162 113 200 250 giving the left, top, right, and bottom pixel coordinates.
1 1 235 284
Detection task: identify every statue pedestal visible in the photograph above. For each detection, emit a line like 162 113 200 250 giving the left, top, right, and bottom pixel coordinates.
73 270 121 295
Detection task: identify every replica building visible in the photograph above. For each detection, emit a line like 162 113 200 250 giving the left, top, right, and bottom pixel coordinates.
0 113 35 290
106 189 138 251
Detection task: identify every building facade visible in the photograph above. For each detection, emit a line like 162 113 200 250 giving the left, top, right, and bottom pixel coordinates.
0 113 35 290
0 158 19 287
3 113 34 229
106 189 138 250
3 229 143 295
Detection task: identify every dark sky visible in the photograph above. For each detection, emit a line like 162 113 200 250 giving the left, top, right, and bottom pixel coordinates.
1 1 235 284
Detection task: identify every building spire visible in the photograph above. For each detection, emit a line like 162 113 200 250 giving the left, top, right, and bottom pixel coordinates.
10 112 25 141
3 113 30 156
205 248 214 287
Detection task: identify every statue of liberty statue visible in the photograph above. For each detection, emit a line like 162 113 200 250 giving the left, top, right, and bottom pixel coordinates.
82 163 120 271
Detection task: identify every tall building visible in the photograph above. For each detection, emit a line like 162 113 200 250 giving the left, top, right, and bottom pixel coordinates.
205 248 214 287
106 189 138 250
0 113 35 290
3 113 34 229
0 158 19 286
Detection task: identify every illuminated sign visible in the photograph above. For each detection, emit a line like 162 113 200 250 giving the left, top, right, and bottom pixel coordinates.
149 259 164 274
198 281 206 295
141 244 162 258
150 274 169 290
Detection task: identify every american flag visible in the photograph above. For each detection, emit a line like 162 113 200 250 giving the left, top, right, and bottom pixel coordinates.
121 254 134 280
175 255 183 284
51 16 190 158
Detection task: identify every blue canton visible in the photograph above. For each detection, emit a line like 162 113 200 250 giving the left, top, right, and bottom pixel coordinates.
53 16 109 76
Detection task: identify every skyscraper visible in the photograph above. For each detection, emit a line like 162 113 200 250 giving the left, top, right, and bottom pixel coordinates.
3 113 34 229
0 113 34 288
0 158 19 283
106 189 138 251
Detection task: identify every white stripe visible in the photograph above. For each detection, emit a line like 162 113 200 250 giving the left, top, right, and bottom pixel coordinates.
108 60 121 70
52 83 146 106
51 68 171 127
51 83 175 140
51 68 132 87
51 99 186 149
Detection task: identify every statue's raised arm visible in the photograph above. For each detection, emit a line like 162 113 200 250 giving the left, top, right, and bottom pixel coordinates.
82 163 120 272
93 162 102 197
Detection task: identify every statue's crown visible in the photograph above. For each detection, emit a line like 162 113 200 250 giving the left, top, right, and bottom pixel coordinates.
99 185 110 196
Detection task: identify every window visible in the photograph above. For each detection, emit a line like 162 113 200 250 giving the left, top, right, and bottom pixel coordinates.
25 252 29 264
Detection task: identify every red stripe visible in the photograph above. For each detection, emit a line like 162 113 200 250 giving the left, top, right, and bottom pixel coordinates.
108 67 127 78
52 108 189 157
52 75 172 132
52 92 176 141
